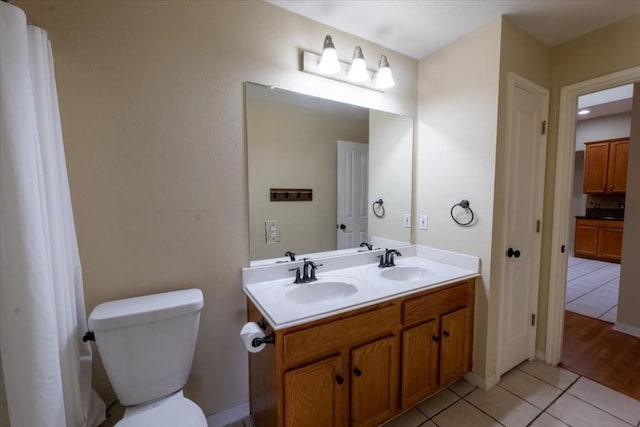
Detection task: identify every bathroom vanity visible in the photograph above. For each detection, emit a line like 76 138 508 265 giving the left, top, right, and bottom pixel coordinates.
242 246 479 427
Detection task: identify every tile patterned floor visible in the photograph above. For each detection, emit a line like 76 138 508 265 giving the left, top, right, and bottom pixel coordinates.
565 256 620 323
230 360 640 427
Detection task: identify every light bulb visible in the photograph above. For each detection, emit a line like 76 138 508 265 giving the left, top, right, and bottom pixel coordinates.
318 35 340 75
348 46 369 82
374 55 395 89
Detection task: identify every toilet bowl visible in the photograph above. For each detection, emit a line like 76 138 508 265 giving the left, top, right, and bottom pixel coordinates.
88 289 207 426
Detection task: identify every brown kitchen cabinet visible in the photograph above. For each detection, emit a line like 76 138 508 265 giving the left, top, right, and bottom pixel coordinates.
583 138 629 194
574 218 624 263
247 279 475 427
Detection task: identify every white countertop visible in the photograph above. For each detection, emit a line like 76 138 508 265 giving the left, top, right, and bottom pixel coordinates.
243 245 480 330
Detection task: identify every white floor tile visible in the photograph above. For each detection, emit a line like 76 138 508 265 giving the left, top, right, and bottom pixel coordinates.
547 394 632 427
530 412 570 426
499 369 562 409
516 360 579 390
465 386 540 426
567 377 640 426
416 388 459 417
448 377 476 397
432 400 501 427
381 408 427 427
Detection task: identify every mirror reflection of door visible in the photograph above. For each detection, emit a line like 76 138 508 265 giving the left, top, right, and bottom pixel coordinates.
337 141 368 249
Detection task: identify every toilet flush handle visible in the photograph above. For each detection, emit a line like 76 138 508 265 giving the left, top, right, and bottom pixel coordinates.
82 331 95 342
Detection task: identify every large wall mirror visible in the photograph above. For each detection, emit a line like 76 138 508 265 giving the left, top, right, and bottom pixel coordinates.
246 82 413 264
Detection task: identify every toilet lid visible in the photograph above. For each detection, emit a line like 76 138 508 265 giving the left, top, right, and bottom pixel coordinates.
116 393 207 427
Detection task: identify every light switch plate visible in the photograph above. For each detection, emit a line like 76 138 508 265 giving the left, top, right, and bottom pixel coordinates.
419 215 428 230
403 213 411 228
265 220 280 243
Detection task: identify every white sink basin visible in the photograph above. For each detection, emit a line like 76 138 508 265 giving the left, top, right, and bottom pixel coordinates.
285 281 358 304
379 266 435 282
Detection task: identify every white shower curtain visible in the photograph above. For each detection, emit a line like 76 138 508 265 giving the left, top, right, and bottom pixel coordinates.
0 3 105 426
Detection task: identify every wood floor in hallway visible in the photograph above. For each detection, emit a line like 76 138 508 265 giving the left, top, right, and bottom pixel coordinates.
561 311 640 402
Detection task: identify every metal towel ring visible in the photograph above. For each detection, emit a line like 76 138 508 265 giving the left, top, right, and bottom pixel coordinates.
372 199 385 218
451 199 474 226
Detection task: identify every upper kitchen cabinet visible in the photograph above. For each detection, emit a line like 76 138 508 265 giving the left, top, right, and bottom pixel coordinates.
583 138 629 194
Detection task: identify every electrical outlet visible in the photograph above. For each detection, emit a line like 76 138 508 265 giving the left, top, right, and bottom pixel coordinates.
265 220 280 243
403 213 411 228
419 214 428 230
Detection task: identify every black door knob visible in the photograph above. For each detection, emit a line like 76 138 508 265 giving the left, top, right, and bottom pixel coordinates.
338 224 346 230
507 247 521 258
353 368 362 377
335 375 344 385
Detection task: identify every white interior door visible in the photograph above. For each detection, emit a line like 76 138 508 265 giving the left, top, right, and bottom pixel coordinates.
337 141 368 249
499 75 549 376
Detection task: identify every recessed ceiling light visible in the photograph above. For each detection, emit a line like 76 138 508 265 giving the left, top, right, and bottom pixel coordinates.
578 109 591 115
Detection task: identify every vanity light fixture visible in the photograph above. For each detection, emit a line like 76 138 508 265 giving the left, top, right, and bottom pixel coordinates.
577 109 591 116
301 35 395 92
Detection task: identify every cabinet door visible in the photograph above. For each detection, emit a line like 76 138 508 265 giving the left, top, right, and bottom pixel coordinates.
401 320 439 409
583 142 609 194
440 307 471 386
574 223 599 258
608 140 629 193
598 227 623 263
283 355 346 427
350 336 398 427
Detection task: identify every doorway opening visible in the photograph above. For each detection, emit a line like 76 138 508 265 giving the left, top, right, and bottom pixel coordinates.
548 69 640 400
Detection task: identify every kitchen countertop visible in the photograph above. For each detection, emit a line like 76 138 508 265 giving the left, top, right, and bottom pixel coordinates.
242 245 480 330
575 216 624 221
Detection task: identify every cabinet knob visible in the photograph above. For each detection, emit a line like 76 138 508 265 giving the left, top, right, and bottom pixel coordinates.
432 335 440 342
443 330 450 338
335 375 344 385
353 368 362 377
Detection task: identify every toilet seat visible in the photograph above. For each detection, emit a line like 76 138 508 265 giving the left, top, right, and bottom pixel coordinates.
115 391 207 427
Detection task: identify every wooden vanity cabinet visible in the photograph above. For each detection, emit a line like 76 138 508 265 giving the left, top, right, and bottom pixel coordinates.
247 279 474 427
400 281 473 409
583 138 629 194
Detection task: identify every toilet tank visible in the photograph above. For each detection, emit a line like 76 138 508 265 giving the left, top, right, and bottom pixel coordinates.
88 289 204 406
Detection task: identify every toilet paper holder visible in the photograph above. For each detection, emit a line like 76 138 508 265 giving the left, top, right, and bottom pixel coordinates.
252 333 275 348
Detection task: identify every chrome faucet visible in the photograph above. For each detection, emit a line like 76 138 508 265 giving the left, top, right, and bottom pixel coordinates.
378 249 402 268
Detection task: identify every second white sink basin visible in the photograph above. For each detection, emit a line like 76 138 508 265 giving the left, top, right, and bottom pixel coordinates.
285 281 358 304
380 266 435 282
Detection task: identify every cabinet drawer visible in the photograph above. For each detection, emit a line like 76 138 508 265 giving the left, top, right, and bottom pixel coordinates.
283 306 398 366
403 281 472 326
576 218 623 229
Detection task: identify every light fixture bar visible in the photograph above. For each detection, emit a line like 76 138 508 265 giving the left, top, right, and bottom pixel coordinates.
301 51 384 92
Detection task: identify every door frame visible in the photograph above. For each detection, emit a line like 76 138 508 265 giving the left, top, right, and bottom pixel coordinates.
495 73 549 378
545 65 640 365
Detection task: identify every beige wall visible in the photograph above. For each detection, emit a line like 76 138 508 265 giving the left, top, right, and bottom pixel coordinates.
247 93 368 261
575 112 632 151
537 15 640 353
368 110 413 244
617 83 640 331
416 18 502 380
15 0 418 417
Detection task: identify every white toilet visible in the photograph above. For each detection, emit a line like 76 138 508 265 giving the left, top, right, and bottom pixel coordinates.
88 288 207 426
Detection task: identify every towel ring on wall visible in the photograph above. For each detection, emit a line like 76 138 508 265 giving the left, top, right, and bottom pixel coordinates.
451 199 474 226
372 199 385 218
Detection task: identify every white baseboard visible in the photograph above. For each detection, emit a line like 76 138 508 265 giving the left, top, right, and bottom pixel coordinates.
463 372 498 390
613 322 640 338
207 401 250 427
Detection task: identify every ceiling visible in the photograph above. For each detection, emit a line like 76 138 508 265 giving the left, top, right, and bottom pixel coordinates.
267 0 640 59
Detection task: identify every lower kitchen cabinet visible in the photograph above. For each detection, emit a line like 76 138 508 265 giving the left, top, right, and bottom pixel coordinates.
574 218 623 263
248 279 475 427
